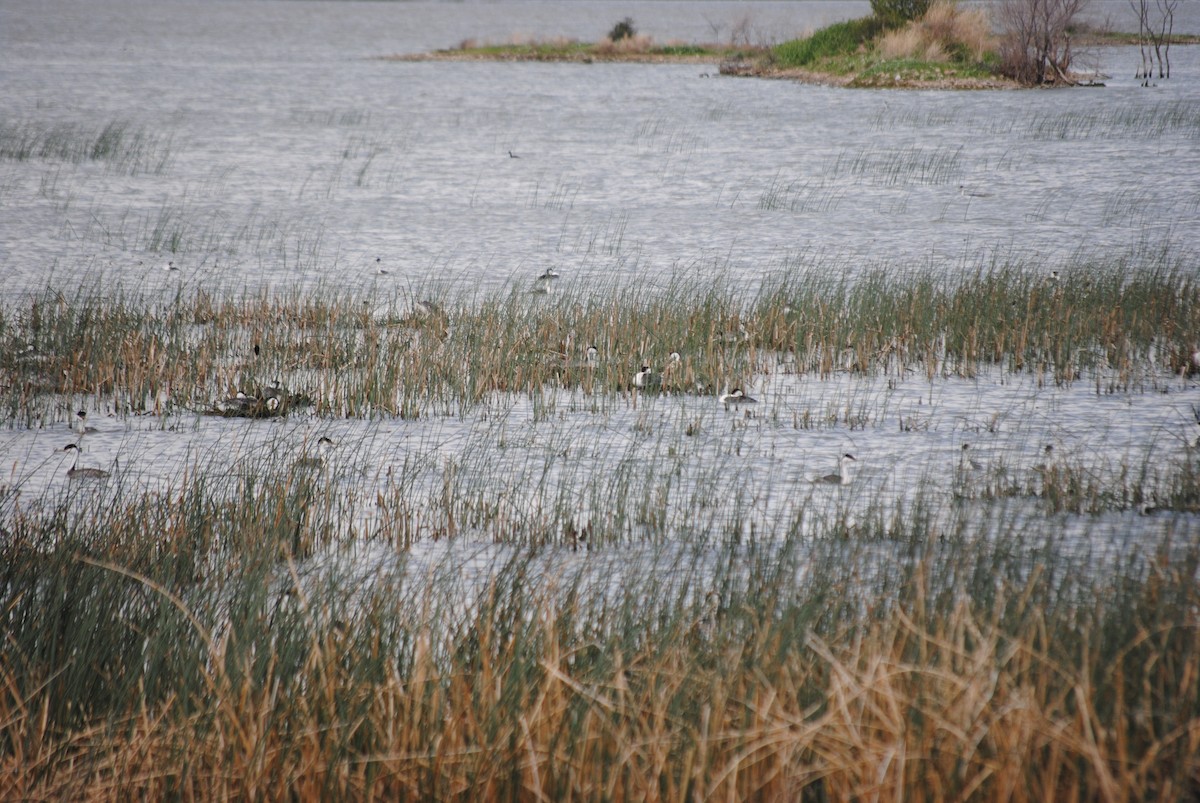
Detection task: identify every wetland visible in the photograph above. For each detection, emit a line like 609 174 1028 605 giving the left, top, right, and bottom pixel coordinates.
2 0 1199 798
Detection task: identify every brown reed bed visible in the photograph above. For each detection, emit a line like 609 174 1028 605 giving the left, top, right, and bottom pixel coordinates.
1 509 1197 800
0 257 1196 426
2 255 1199 799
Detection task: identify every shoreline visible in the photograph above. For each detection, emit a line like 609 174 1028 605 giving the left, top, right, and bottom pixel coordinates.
382 30 1198 90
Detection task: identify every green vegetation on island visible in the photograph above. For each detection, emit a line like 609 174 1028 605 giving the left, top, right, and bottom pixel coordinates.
394 0 1194 89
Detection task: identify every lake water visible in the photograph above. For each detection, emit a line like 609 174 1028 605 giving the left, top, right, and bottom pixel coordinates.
3 0 1199 296
2 0 1198 591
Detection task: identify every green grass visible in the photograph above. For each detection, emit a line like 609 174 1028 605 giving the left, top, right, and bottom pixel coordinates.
772 16 888 69
1 258 1196 426
0 118 173 175
1 459 1197 797
767 12 1003 86
429 38 759 63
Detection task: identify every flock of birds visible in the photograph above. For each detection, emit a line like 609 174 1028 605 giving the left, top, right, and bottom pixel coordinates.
61 263 869 487
61 409 342 482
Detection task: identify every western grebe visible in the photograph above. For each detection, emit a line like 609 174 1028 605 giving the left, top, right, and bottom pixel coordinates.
719 388 757 407
536 268 560 281
960 443 982 471
814 453 856 485
63 443 110 480
162 261 178 271
585 345 599 364
294 437 336 470
508 150 520 158
74 410 99 435
634 365 658 389
375 257 389 275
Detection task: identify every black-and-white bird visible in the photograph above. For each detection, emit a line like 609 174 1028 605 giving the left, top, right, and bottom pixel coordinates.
74 410 99 436
813 453 856 486
63 443 110 480
293 436 336 470
960 443 982 471
720 388 757 408
634 365 660 389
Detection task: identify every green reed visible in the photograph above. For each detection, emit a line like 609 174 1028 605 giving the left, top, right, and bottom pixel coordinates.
2 450 1197 798
0 118 173 175
1 255 1196 429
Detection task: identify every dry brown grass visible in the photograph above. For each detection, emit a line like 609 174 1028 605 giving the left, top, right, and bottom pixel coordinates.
593 34 657 55
878 0 996 62
4 568 1197 800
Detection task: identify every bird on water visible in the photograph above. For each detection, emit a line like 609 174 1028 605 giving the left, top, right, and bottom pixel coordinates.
63 443 110 480
813 453 856 486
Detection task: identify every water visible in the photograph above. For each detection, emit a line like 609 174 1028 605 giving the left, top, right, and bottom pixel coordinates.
2 0 1199 592
3 0 1199 293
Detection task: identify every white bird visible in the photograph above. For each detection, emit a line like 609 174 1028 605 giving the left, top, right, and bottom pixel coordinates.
63 443 110 480
814 453 856 486
375 257 389 275
74 410 99 435
719 388 757 407
293 436 336 470
585 345 599 365
960 443 983 471
161 261 178 272
633 365 659 389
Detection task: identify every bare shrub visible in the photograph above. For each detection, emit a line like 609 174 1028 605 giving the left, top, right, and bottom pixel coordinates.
1132 0 1177 82
997 0 1090 84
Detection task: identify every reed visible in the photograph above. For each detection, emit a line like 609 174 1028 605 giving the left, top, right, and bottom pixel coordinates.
1 258 1196 427
1 462 1196 799
0 118 173 175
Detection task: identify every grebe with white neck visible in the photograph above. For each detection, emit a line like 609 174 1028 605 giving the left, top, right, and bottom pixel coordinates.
720 388 757 408
813 453 856 485
634 365 659 389
294 436 336 470
74 410 99 435
960 443 982 471
63 443 110 480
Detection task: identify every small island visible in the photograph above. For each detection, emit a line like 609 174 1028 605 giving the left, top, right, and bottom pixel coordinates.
390 0 1193 90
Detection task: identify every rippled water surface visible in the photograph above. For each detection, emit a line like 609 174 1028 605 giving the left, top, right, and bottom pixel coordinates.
3 0 1199 294
2 0 1199 580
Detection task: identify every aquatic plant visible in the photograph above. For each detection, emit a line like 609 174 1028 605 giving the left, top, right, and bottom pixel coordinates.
1 258 1196 427
1 458 1197 798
